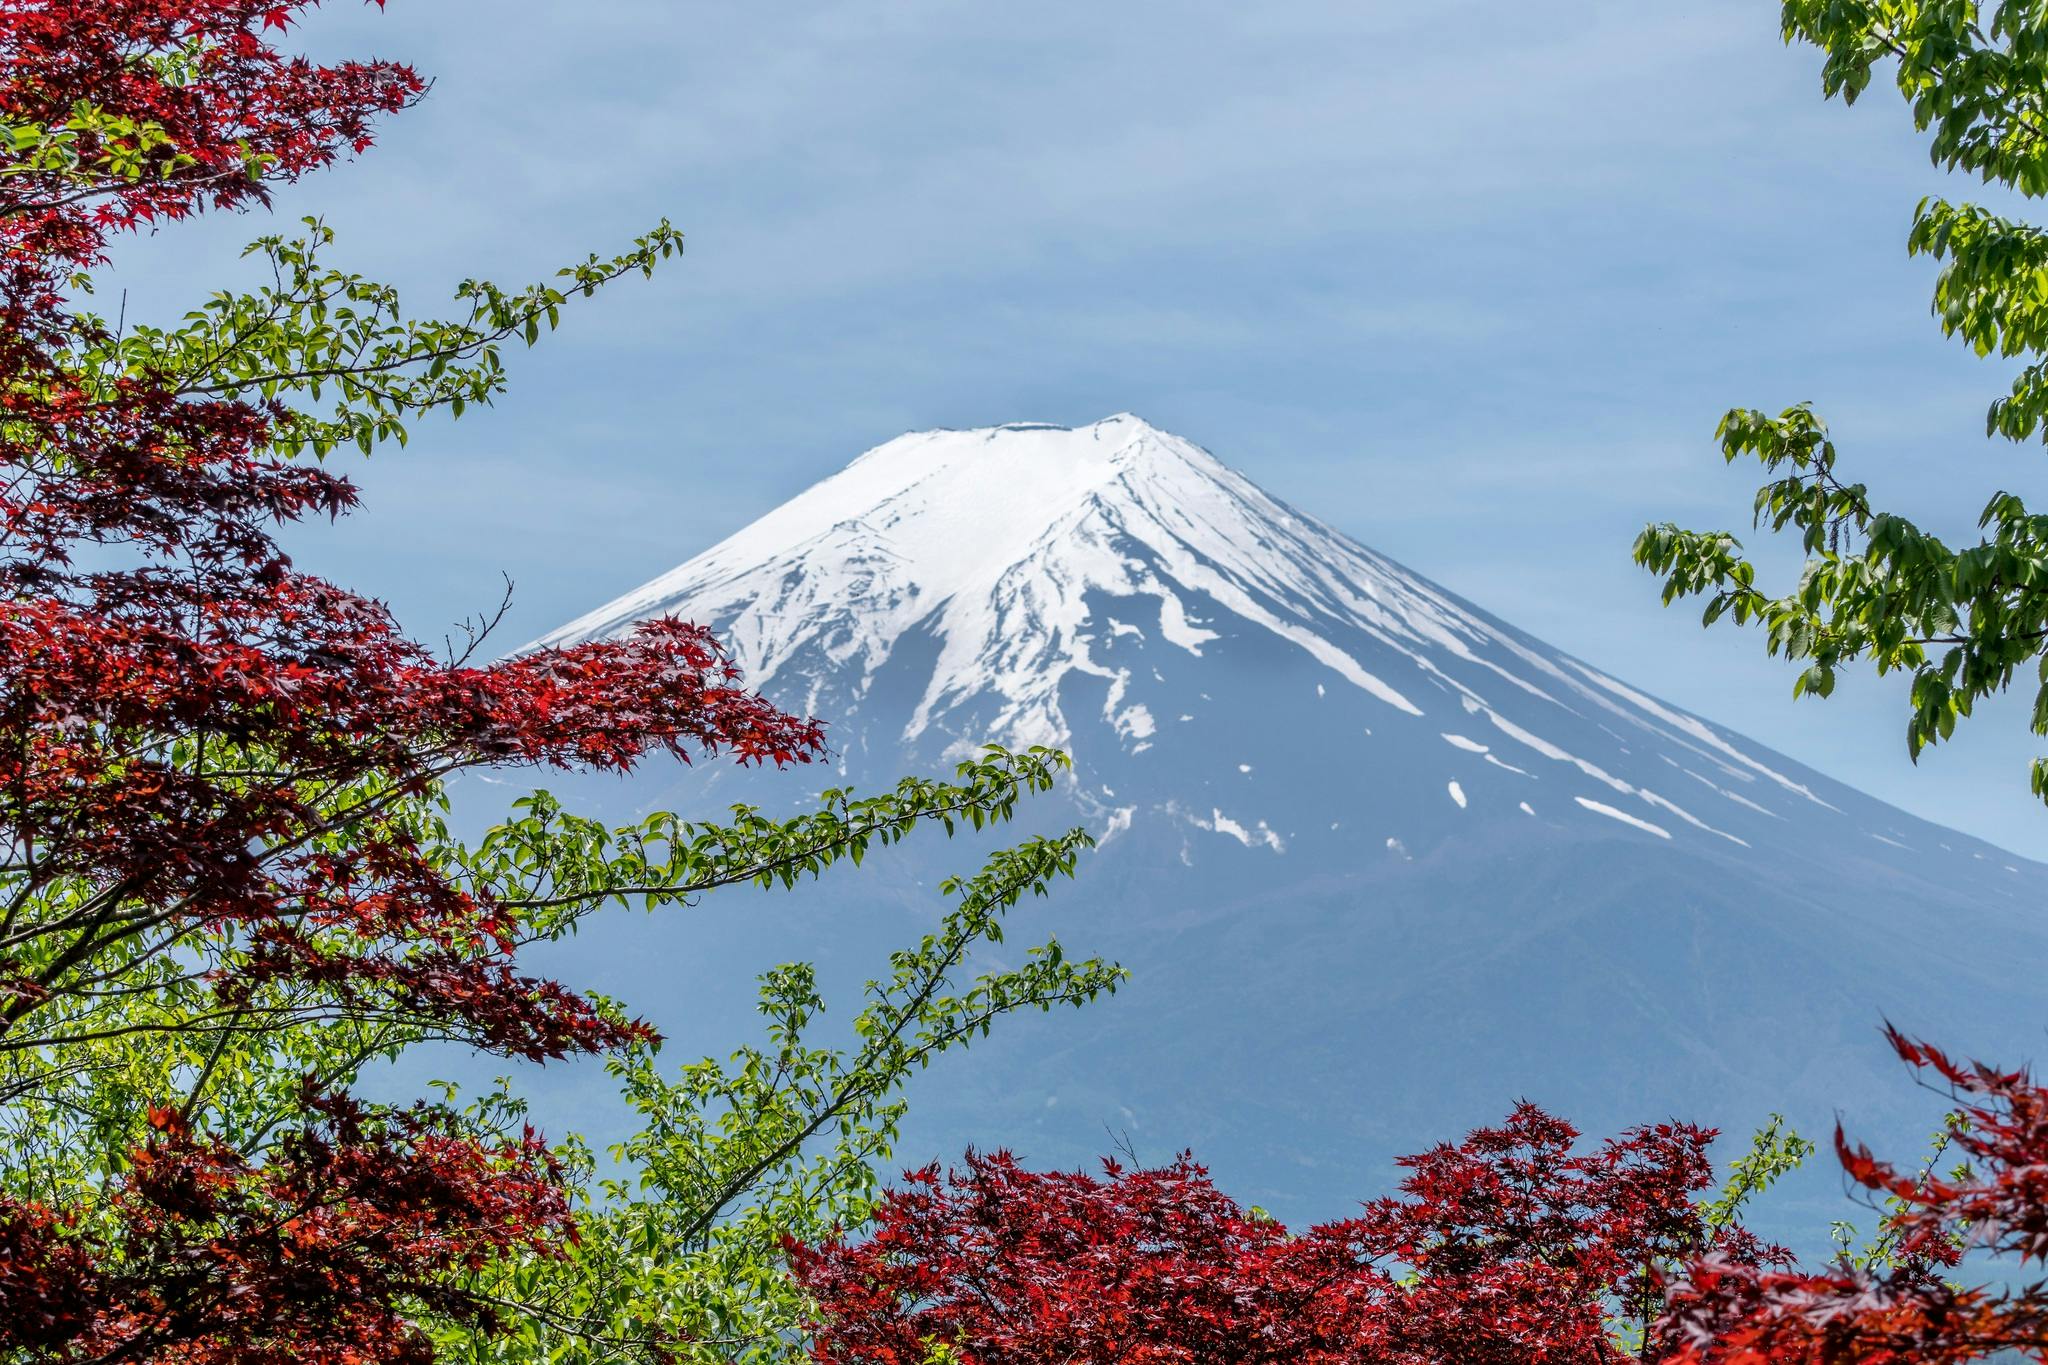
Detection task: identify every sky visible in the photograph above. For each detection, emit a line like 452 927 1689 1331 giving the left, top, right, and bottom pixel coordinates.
102 0 2048 859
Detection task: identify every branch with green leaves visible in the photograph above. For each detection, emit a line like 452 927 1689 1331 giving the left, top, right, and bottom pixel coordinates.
434 827 1123 1365
1641 2 2048 806
69 216 683 461
0 749 1107 1218
465 745 1077 927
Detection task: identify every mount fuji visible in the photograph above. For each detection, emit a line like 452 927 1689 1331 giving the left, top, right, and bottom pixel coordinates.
526 414 2048 1235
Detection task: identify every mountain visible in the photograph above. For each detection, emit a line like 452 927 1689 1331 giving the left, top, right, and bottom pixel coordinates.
525 414 2048 1237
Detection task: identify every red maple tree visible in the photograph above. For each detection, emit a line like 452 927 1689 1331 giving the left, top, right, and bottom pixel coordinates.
788 1107 1785 1364
795 1036 2048 1365
1660 1028 2048 1364
0 2 821 1359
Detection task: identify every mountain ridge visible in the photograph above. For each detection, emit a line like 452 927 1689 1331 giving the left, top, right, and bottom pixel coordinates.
535 414 2025 882
514 414 2048 1238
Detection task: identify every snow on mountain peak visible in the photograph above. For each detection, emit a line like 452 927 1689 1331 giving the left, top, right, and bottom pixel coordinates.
547 417 1804 777
520 417 2048 1248
536 414 1458 746
537 413 2043 888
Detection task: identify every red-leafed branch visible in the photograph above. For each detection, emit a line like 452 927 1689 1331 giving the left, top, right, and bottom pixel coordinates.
789 1107 1784 1365
0 1093 576 1365
1659 1029 2048 1364
0 3 824 1361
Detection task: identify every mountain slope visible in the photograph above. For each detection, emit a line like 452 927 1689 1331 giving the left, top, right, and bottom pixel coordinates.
529 414 2048 1235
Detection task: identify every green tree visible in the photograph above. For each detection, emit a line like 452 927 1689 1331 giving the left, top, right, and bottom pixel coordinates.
1636 1 2048 804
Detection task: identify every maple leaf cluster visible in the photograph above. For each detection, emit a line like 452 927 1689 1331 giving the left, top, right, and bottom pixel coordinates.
1660 1027 2048 1365
793 1033 2048 1364
2 1093 573 1364
787 1107 1784 1364
0 2 822 1360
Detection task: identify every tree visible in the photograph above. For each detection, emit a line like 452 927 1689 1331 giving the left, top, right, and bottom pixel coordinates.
0 3 1120 1361
1659 1028 2048 1363
787 1107 1792 1365
1629 7 2048 1355
1634 2 2048 805
790 1038 2048 1364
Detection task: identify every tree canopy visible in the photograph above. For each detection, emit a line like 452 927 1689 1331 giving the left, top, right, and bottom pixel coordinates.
1637 1 2048 804
795 1032 2048 1362
0 3 1120 1361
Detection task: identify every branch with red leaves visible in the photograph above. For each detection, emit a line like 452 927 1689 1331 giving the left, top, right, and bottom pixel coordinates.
0 0 823 1065
1659 1028 2048 1364
0 1092 573 1365
0 4 867 1362
788 1107 1790 1365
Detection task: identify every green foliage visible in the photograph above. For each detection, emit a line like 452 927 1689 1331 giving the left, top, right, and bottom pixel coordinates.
465 744 1080 924
67 216 683 460
1830 1109 1975 1271
1636 2 2048 803
438 823 1121 1364
1 746 1120 1360
1700 1114 1816 1235
0 103 196 188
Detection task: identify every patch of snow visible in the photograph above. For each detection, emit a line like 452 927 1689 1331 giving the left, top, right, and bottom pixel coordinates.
1869 833 1910 851
1106 616 1144 639
1386 836 1411 860
1447 781 1467 809
1481 706 1733 841
1114 703 1157 742
1238 763 1253 773
1481 707 1632 794
1441 733 1489 753
1678 767 1778 818
1575 797 1671 840
1199 807 1286 853
1561 661 1839 811
1484 753 1534 778
1636 790 1749 847
1519 801 1536 816
1157 593 1218 654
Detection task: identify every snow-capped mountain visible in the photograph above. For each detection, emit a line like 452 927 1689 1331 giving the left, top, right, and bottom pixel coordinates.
531 415 2048 1237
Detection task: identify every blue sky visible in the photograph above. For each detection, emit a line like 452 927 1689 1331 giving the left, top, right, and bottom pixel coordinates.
105 0 2048 858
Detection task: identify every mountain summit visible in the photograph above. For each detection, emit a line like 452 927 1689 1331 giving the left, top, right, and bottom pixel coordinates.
536 416 2048 1234
543 415 1992 878
543 412 1429 753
